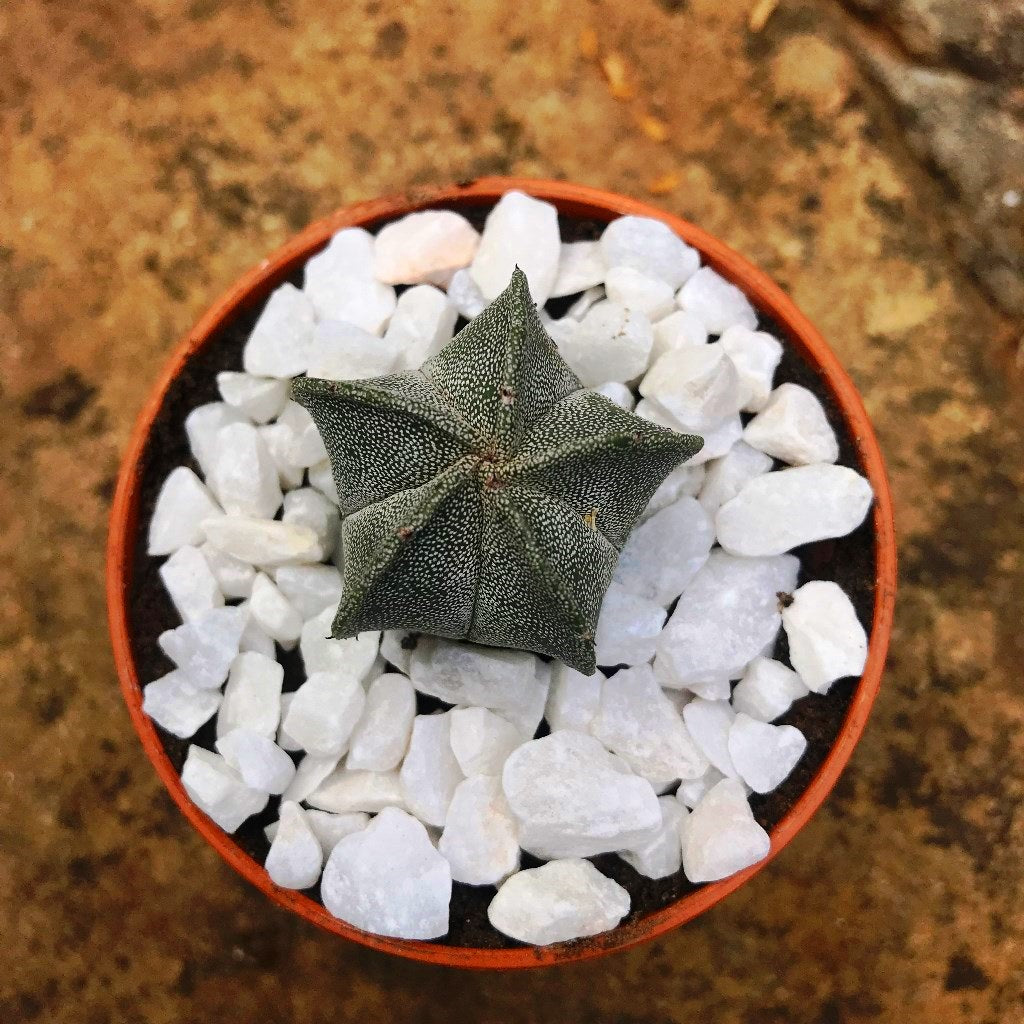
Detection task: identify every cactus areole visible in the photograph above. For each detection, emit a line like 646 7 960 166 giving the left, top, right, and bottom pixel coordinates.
291 268 703 674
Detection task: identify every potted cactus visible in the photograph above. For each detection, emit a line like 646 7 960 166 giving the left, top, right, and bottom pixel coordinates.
107 179 896 967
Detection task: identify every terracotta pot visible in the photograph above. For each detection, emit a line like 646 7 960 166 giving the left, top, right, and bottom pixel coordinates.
107 178 897 970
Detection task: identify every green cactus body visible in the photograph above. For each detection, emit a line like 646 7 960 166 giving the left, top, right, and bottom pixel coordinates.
292 267 702 674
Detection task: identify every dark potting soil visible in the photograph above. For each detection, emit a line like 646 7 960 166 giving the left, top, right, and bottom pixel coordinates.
127 205 877 950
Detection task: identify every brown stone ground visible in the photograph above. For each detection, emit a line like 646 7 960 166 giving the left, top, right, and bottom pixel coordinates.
2 1 1023 1021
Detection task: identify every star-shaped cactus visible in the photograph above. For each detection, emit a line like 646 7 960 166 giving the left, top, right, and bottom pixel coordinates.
291 267 702 673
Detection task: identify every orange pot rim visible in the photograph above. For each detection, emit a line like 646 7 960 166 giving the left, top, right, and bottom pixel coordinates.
107 177 897 970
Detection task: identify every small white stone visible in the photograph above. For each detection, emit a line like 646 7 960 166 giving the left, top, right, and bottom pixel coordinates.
545 664 602 734
283 672 365 757
592 664 709 782
594 582 666 667
180 745 269 833
199 542 256 600
299 606 380 680
258 421 305 491
399 712 464 827
743 383 839 465
308 458 340 505
590 380 636 411
728 713 807 793
640 343 743 431
676 766 726 809
308 768 407 814
208 422 282 519
716 465 873 557
550 241 605 298
159 545 223 623
201 515 321 567
276 693 301 751
282 488 338 561
346 673 416 771
600 216 699 289
305 319 404 381
651 309 708 364
470 190 560 304
158 606 247 689
682 699 738 777
605 266 676 320
321 806 451 939
243 283 316 379
265 801 323 889
488 858 630 946
216 728 296 794
502 731 662 859
216 651 284 738
439 775 520 885
238 604 277 659
698 441 774 514
273 563 342 620
374 209 480 286
306 227 375 284
555 300 654 387
409 638 547 737
719 326 783 412
277 401 328 469
731 657 809 721
143 670 221 738
681 778 770 883
448 707 523 776
216 371 288 424
304 809 371 854
683 415 744 466
387 284 459 371
280 752 340 803
613 497 714 606
445 267 486 319
305 229 395 329
566 285 605 320
184 402 247 480
677 267 758 334
249 572 303 649
380 629 417 673
619 796 687 879
654 657 731 700
656 551 799 689
782 581 868 693
148 468 223 556
643 462 706 520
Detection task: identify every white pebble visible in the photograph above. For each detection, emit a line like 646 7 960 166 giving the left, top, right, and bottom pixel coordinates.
682 698 738 777
305 319 403 381
448 707 523 776
307 768 407 814
306 227 375 284
619 797 687 879
782 581 868 693
676 766 726 809
698 441 774 514
731 657 809 721
273 563 342 621
280 752 340 804
258 421 305 491
716 465 873 556
148 467 223 556
684 415 743 466
613 497 714 605
605 266 676 320
555 301 654 387
143 670 221 738
728 713 807 793
208 422 282 519
199 542 256 600
346 673 416 772
643 461 706 519
651 309 708 363
303 809 371 854
545 664 602 734
656 551 799 690
743 383 839 465
400 712 465 827
276 693 301 751
282 488 338 561
321 806 451 940
502 731 662 860
159 545 223 623
181 745 268 833
158 606 247 689
307 458 340 505
299 606 380 680
283 672 365 756
590 380 635 411
243 283 316 379
488 858 630 946
445 267 486 319
201 515 321 567
374 209 480 286
719 326 783 412
216 728 296 794
249 572 303 649
277 401 328 469
265 801 323 889
216 651 284 739
594 582 666 667
566 285 605 319
600 216 699 288
550 241 605 298
216 371 288 424
592 664 709 782
184 403 247 480
388 284 459 371
470 190 560 304
439 775 520 885
639 343 743 431
677 267 757 334
682 778 770 883
380 629 417 673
